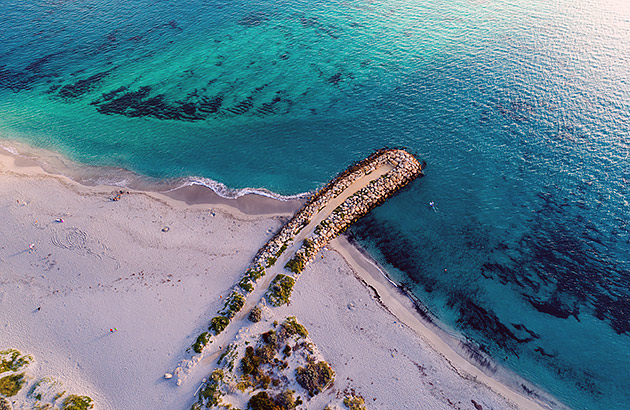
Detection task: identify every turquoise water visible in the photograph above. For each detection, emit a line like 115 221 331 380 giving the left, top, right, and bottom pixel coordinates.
1 0 629 408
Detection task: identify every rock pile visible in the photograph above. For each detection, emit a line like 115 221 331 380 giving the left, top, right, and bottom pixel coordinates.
287 149 423 272
174 149 423 383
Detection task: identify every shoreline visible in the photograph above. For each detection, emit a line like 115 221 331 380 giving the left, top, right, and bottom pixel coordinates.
0 142 562 409
0 138 308 215
332 235 562 410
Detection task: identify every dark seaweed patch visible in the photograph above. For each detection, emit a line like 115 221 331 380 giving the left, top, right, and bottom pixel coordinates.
91 83 292 121
349 214 439 293
454 299 534 352
486 183 630 335
298 15 339 38
316 25 340 39
197 96 223 114
256 91 293 116
458 340 497 371
530 346 603 398
94 86 185 119
25 52 63 72
495 98 534 122
98 86 128 102
57 71 110 99
328 72 343 85
511 323 540 339
46 84 61 94
0 66 51 92
256 96 282 115
239 12 269 27
527 295 579 321
1 56 62 92
227 96 253 115
96 86 152 113
93 86 227 121
300 17 319 28
593 294 630 335
534 346 557 358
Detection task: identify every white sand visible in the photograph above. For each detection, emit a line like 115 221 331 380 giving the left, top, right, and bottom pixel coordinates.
0 147 558 410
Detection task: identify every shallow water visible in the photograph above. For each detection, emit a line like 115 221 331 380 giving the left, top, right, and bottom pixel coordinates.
1 0 629 408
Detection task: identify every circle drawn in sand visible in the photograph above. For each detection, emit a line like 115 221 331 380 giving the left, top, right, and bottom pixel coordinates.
51 227 88 251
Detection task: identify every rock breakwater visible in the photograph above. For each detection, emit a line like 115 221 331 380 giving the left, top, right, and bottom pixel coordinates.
175 149 423 382
283 149 424 276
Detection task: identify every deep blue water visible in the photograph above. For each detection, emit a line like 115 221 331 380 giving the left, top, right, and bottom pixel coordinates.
1 0 629 408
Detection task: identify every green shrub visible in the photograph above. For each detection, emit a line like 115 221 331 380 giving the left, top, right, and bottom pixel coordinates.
194 370 224 407
295 360 335 396
247 391 277 410
249 306 262 323
241 347 261 376
239 277 255 293
198 381 221 407
247 267 265 282
276 243 288 257
210 316 230 335
303 238 315 255
192 332 210 354
0 373 25 397
255 344 276 364
261 330 278 347
266 257 277 267
248 389 301 410
266 275 295 306
282 345 292 357
275 390 298 409
221 292 246 318
61 395 94 410
343 395 367 410
210 369 224 383
0 397 10 410
236 375 253 392
0 349 31 373
284 258 304 274
258 374 271 389
281 317 308 338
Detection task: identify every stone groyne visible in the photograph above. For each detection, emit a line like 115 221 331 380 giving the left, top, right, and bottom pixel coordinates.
283 149 424 275
216 149 423 330
176 149 424 379
254 149 423 273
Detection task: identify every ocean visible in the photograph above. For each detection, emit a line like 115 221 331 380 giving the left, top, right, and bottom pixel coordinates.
1 0 629 408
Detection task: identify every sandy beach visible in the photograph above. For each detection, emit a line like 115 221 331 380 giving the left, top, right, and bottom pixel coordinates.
0 145 560 410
